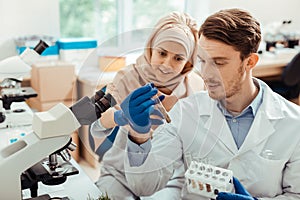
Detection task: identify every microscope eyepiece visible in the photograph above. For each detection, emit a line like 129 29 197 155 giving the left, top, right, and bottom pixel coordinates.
95 93 117 114
70 90 117 125
33 40 49 55
93 90 105 102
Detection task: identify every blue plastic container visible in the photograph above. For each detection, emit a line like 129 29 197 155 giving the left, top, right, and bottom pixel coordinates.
57 38 97 50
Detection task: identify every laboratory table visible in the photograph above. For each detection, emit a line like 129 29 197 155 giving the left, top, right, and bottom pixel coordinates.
253 49 299 78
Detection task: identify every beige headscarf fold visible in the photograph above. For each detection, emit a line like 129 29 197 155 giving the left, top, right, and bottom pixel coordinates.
107 11 198 103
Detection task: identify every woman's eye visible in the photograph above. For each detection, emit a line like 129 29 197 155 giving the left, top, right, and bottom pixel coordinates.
175 56 184 61
159 51 167 56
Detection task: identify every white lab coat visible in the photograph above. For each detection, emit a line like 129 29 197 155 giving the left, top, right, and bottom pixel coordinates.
124 79 300 199
94 72 204 200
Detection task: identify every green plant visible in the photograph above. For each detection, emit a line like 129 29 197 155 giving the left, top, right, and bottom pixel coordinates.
87 192 111 200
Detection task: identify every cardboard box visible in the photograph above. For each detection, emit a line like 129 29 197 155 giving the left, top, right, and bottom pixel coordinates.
99 56 126 72
31 61 77 102
26 97 75 112
78 125 100 168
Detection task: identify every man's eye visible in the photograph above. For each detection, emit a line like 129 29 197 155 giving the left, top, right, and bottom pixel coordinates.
198 58 205 63
214 61 226 66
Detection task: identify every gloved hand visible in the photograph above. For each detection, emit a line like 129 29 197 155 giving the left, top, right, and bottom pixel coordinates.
114 83 165 133
217 177 258 200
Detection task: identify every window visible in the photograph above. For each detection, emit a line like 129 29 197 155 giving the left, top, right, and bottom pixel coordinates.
60 0 97 38
60 0 186 54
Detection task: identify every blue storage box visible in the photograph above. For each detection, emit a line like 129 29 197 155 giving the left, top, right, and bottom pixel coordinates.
57 38 97 50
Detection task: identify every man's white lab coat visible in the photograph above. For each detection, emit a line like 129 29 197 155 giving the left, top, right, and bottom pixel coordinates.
124 79 300 199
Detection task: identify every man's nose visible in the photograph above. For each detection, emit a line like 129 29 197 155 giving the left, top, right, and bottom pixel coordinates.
201 62 216 79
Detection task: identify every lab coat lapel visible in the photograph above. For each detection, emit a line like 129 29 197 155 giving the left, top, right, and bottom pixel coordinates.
203 102 238 155
200 80 284 157
238 109 275 154
238 82 283 154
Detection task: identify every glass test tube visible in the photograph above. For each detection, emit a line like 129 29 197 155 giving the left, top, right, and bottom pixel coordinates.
155 95 171 123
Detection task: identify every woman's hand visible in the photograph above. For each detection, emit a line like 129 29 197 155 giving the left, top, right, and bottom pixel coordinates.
114 83 165 135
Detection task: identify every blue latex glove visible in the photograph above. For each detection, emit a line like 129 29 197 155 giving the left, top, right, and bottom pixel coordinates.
217 177 258 200
114 83 165 133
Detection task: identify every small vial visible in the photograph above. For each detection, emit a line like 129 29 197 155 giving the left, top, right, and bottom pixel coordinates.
198 181 204 190
155 95 171 123
206 183 212 192
191 180 197 188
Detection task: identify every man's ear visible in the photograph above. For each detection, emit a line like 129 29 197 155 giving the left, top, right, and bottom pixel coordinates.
246 53 259 71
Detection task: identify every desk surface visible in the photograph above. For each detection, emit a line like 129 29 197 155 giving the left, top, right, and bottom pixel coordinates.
253 49 299 78
0 102 102 200
22 159 102 200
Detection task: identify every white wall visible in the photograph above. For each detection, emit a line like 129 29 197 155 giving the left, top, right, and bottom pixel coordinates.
0 0 299 40
209 0 300 31
186 0 210 27
187 0 300 31
0 0 60 39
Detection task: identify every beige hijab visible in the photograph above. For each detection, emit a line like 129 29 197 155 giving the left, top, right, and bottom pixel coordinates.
107 11 198 104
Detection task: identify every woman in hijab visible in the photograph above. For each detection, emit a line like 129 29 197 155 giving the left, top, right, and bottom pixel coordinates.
90 11 204 199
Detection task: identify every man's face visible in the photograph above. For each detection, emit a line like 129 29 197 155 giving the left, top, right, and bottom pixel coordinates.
197 35 248 101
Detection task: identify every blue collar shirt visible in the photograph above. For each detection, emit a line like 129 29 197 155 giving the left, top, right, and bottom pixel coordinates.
217 81 264 149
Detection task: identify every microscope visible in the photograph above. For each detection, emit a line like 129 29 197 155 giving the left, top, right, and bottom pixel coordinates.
0 88 116 199
0 40 117 199
0 40 49 128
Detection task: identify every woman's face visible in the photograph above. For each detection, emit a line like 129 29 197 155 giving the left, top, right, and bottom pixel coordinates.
150 41 188 80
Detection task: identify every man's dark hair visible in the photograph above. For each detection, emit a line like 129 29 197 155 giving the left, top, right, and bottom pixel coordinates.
199 8 261 60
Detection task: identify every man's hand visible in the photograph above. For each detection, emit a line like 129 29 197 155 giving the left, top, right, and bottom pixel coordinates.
217 177 257 200
114 83 165 133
